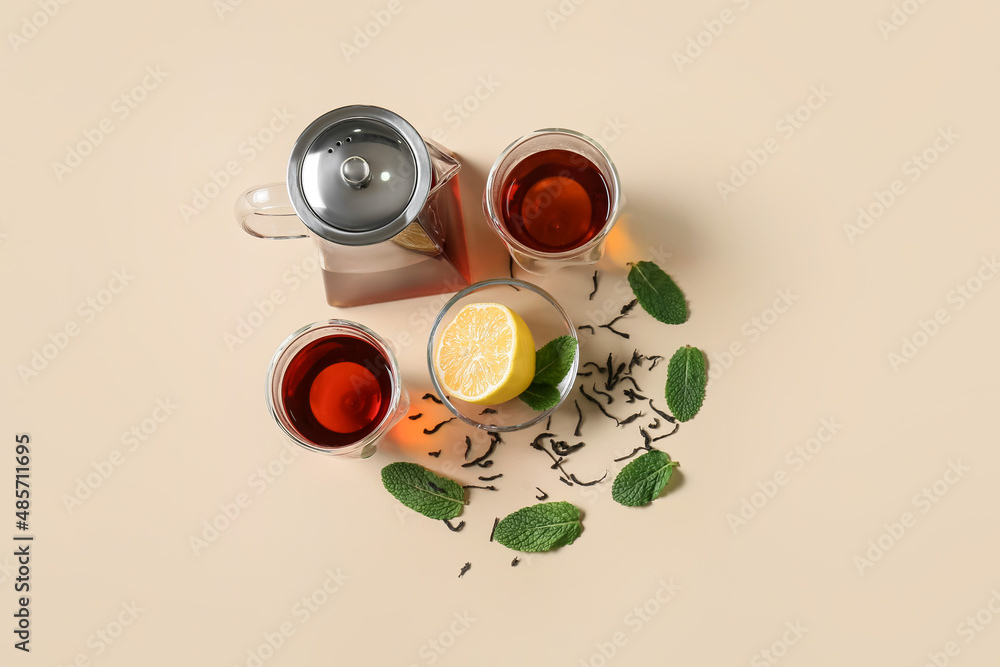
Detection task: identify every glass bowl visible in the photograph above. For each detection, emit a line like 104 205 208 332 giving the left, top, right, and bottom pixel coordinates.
426 278 579 431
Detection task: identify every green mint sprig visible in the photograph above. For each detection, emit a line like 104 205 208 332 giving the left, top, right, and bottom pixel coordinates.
493 501 583 552
627 261 688 325
381 462 465 520
518 335 578 412
665 345 706 422
612 449 680 507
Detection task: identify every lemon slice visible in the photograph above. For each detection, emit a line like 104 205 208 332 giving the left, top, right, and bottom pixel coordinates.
435 303 535 405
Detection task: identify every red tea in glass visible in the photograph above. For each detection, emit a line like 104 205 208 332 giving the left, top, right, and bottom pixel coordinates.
281 336 392 447
484 129 621 275
500 148 611 252
267 320 408 458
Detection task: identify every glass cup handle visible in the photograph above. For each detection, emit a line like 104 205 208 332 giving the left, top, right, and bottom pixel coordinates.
236 183 308 239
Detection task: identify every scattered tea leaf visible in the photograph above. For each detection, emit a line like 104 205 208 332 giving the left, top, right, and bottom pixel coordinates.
652 426 678 441
569 471 607 487
462 431 502 468
579 385 620 424
599 314 631 339
422 417 456 434
591 384 614 404
550 439 584 457
619 411 643 425
647 399 676 423
614 445 650 463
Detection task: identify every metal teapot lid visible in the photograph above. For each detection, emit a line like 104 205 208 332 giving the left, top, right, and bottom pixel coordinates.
287 105 432 247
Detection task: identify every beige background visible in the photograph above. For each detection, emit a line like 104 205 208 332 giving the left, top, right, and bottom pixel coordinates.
2 0 999 664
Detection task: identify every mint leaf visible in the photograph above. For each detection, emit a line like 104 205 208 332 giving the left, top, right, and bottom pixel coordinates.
518 336 578 412
381 462 465 520
665 345 706 422
532 336 578 385
493 501 583 552
627 261 687 324
519 382 561 411
612 450 679 507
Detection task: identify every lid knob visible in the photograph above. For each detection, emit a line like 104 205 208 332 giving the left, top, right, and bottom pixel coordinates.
341 156 372 189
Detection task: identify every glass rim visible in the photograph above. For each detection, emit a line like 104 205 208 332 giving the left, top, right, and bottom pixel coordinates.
265 319 404 456
425 278 579 432
483 127 622 260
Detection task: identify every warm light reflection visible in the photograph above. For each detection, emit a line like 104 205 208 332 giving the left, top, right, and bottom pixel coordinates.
387 404 455 455
604 213 639 264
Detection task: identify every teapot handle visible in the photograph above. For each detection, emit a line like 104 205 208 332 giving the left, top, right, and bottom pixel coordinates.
235 183 308 239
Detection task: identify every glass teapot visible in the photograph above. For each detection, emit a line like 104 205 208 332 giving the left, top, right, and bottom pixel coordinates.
236 105 471 307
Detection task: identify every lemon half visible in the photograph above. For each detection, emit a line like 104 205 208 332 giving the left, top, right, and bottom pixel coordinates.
434 303 535 405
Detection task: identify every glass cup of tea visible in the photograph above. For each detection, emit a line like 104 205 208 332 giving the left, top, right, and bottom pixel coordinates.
266 320 409 458
484 128 621 275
